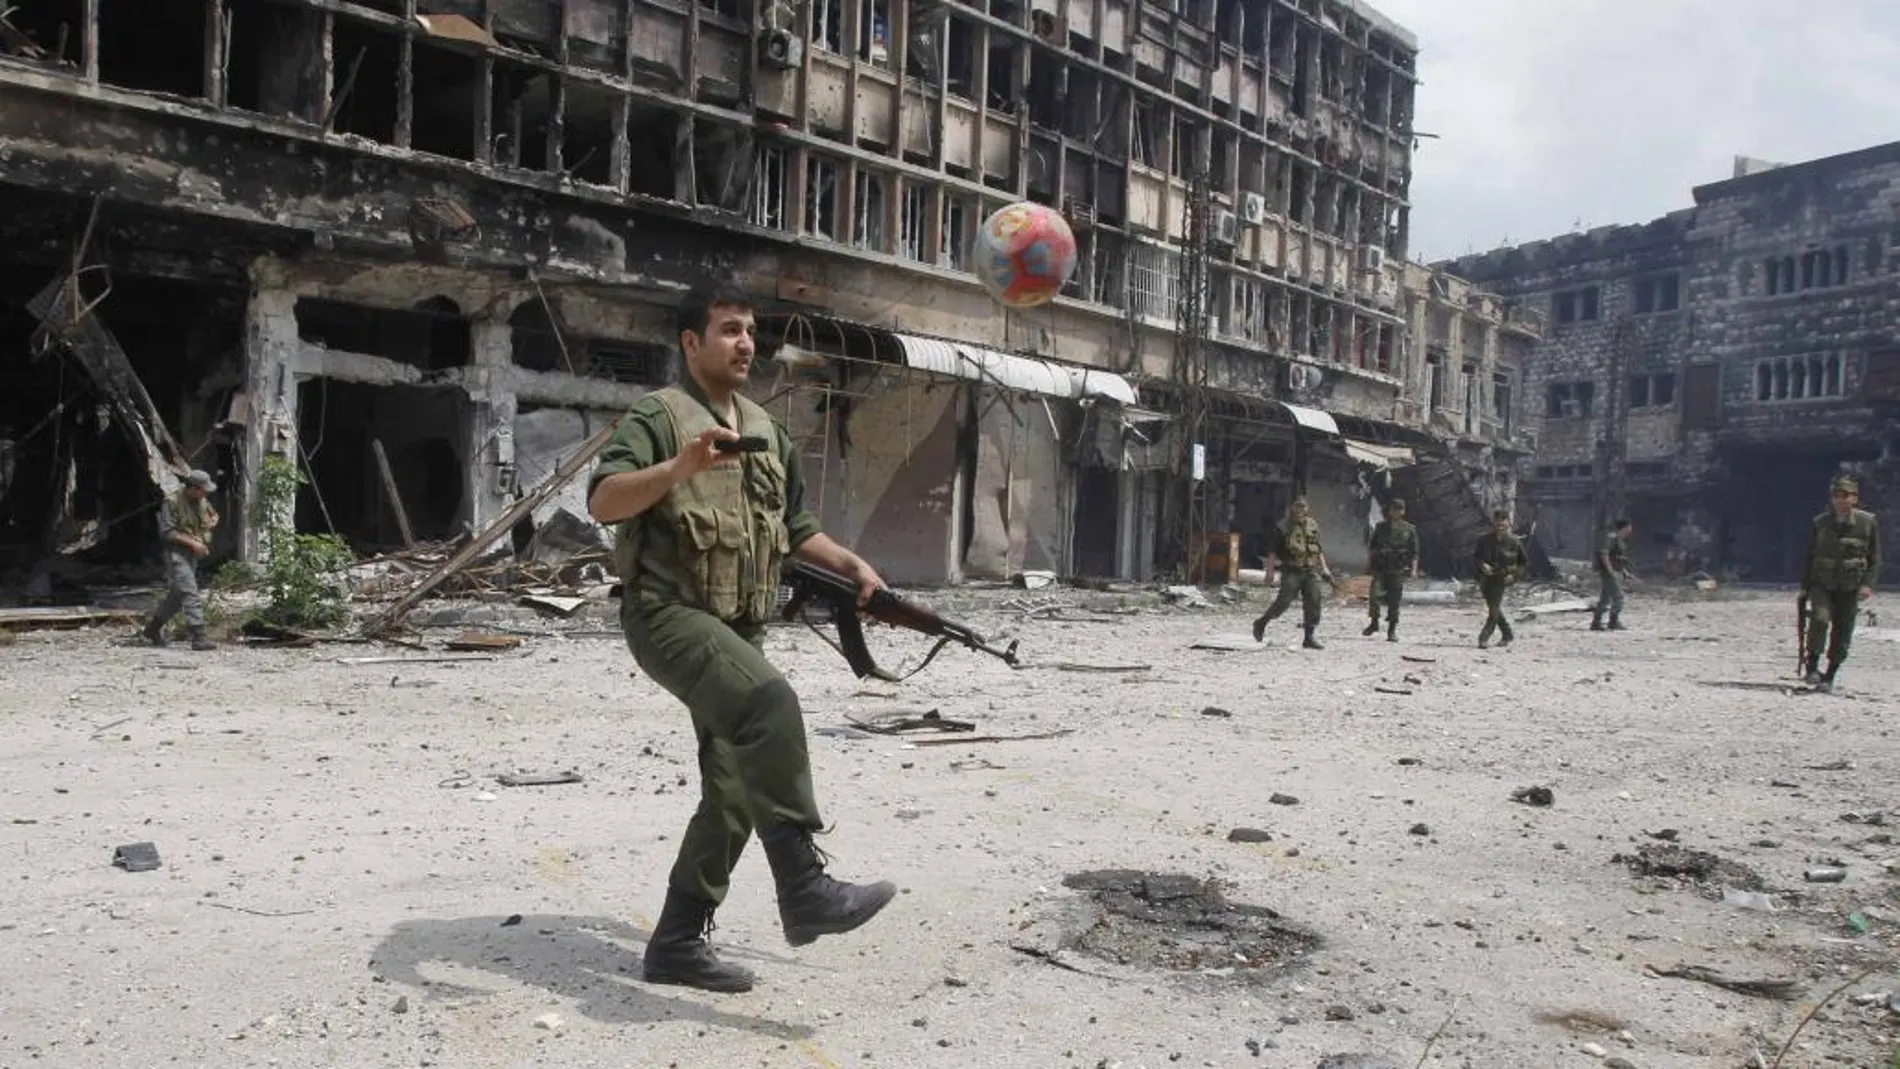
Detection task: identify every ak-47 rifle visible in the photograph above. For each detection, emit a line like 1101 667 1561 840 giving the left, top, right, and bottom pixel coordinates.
782 559 1021 681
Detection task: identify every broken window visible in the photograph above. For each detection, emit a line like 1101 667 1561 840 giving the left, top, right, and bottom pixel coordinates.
1172 119 1201 180
1287 164 1311 225
325 18 403 145
1492 373 1514 437
942 195 975 269
296 297 470 372
586 342 674 386
1133 99 1164 169
946 17 976 100
1625 461 1668 478
1551 286 1599 325
408 43 482 162
853 170 888 251
97 0 207 99
1632 274 1680 315
1228 275 1264 340
1833 245 1851 286
899 182 930 262
752 145 789 229
1683 363 1720 428
1028 50 1062 128
1268 16 1295 82
1628 372 1675 408
812 0 844 53
561 83 624 187
1545 381 1594 419
1425 350 1443 411
859 0 892 65
806 156 841 240
988 20 1021 114
1091 232 1127 307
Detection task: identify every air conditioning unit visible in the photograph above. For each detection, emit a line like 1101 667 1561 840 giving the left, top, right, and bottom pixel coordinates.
1359 244 1386 273
1288 363 1324 390
1208 208 1239 246
1239 192 1268 226
1063 197 1097 229
760 27 805 69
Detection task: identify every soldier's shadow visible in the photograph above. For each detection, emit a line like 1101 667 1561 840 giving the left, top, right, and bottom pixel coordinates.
368 913 813 1040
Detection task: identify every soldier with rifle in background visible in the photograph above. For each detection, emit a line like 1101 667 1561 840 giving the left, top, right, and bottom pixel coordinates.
1473 509 1527 649
1799 473 1880 692
1363 497 1420 643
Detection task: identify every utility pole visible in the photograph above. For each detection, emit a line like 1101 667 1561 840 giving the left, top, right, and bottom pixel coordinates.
1167 163 1213 577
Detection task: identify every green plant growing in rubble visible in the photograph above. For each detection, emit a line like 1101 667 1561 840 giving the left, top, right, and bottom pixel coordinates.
253 454 353 630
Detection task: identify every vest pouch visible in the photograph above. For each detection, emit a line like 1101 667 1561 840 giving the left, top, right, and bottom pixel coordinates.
679 507 749 620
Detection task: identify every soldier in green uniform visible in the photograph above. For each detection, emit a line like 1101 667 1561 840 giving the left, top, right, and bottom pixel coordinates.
1590 518 1633 631
141 469 219 651
1363 497 1421 642
586 281 896 994
1473 509 1526 649
1252 497 1334 650
1801 473 1881 691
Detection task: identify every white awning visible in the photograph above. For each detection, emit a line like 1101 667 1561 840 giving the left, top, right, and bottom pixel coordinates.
892 334 1138 406
1282 402 1339 435
1342 439 1417 469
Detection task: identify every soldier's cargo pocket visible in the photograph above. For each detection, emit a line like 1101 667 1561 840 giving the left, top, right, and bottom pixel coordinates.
680 509 745 619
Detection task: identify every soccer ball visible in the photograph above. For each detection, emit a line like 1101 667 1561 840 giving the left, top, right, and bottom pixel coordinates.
970 202 1078 309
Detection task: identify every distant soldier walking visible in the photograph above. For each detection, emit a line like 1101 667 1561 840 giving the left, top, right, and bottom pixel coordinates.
1473 509 1526 649
1801 474 1880 691
1590 518 1634 631
142 470 219 651
1363 497 1420 642
1253 497 1334 650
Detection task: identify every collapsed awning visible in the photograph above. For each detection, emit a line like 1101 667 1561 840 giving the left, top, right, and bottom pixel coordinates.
1342 438 1417 469
1282 402 1339 435
892 333 1138 406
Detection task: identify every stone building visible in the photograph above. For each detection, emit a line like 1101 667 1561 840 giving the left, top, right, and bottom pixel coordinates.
0 0 1510 593
1442 143 1900 583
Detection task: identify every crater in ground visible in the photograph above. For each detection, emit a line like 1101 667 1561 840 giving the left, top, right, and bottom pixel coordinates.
1058 869 1321 974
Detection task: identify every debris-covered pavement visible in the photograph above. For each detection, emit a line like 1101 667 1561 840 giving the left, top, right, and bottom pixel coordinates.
2 586 1898 1068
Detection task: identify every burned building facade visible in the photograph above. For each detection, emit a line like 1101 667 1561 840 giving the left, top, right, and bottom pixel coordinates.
1444 144 1900 582
0 0 1460 593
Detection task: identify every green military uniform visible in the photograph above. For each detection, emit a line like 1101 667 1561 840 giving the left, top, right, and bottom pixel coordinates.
1473 526 1526 648
1365 514 1419 641
591 379 824 907
1801 479 1881 688
1253 513 1328 649
1591 527 1629 630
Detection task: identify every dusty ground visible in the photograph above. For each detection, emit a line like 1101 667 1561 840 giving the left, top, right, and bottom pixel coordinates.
2 584 1898 1069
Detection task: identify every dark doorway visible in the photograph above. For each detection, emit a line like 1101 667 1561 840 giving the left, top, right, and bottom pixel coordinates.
296 380 469 551
1071 465 1119 578
1720 451 1875 582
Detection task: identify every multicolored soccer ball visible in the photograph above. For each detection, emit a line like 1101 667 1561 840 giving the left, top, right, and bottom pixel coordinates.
971 202 1078 309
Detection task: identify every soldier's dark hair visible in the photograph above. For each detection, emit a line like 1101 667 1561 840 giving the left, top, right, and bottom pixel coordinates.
1387 497 1407 510
1491 509 1511 522
1613 517 1632 529
675 279 756 344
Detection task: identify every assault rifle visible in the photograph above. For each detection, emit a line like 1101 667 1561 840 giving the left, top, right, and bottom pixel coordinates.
782 559 1021 681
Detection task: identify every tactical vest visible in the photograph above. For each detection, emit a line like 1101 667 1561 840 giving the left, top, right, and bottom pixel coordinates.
1371 521 1416 571
613 387 791 621
164 491 214 543
1808 509 1877 591
1280 518 1322 569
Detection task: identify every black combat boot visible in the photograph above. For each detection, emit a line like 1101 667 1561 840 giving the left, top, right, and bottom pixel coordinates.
1386 620 1398 643
1251 614 1270 643
1607 614 1626 632
1498 622 1515 647
1301 626 1323 650
142 617 168 647
1362 617 1380 637
1802 656 1822 685
641 888 757 993
187 626 217 651
1817 661 1841 693
1478 621 1494 649
763 829 896 948
1589 610 1605 632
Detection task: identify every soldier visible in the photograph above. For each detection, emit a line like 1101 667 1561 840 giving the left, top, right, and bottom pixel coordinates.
1473 509 1526 649
1590 518 1634 631
141 470 219 651
1800 473 1881 691
1363 497 1421 642
586 280 896 995
1252 496 1334 650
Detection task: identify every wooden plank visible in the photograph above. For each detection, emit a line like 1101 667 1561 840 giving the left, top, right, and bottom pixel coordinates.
370 438 417 548
361 417 621 636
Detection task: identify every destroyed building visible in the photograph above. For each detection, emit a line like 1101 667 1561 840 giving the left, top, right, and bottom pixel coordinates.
1442 143 1900 582
0 0 1515 594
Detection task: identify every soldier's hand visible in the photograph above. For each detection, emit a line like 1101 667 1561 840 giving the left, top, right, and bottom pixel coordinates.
1859 585 1874 601
675 426 742 478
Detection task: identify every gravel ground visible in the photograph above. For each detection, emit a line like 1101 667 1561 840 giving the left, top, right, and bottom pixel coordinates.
2 585 1897 1069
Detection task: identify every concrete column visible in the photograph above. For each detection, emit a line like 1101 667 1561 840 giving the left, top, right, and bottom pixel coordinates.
465 318 518 532
238 286 301 561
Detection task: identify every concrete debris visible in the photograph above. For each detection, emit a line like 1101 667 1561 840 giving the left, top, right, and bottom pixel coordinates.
0 606 140 632
1226 827 1274 843
1161 586 1211 608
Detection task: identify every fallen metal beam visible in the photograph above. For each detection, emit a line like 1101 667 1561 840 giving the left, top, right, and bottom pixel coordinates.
370 438 416 549
360 418 620 637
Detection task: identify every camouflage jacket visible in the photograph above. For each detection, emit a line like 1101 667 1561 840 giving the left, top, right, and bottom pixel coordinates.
1804 508 1881 593
1369 519 1419 574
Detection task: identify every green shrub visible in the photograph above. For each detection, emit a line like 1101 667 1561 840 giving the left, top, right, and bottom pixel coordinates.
253 455 353 629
